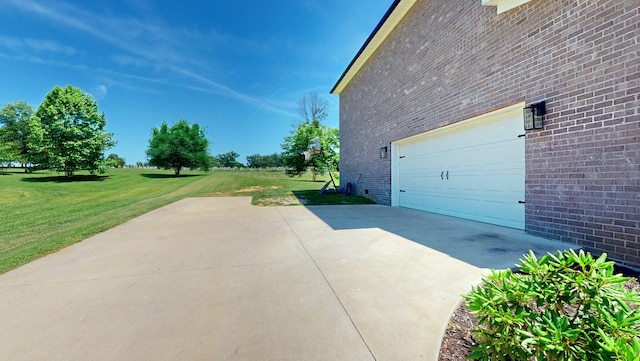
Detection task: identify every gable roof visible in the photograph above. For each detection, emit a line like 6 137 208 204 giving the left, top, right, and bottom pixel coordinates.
330 0 535 94
330 0 418 95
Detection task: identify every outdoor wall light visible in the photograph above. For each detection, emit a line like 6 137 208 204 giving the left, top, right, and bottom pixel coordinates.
379 146 388 159
523 101 546 130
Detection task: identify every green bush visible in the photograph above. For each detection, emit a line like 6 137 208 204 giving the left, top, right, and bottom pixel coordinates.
465 250 640 361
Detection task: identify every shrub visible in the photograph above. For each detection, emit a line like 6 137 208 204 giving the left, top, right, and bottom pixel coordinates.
465 250 640 361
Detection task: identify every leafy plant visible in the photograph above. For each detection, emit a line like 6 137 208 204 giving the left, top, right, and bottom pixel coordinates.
465 250 640 360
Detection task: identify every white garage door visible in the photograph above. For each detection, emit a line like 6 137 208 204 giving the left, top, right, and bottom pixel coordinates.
392 104 525 229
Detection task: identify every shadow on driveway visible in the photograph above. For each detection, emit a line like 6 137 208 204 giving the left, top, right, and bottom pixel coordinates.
301 204 573 270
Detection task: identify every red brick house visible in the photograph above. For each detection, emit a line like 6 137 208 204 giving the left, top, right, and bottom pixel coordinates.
331 0 639 268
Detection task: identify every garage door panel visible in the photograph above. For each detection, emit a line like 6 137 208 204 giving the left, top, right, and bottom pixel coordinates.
401 197 523 230
399 193 449 214
395 106 525 229
402 190 524 229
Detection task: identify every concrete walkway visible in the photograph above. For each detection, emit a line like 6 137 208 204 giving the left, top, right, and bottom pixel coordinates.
0 198 570 361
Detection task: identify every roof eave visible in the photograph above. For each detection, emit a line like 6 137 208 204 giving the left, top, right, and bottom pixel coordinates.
330 0 418 95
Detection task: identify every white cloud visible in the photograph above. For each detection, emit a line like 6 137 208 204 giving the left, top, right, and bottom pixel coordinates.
111 54 147 67
91 84 108 100
0 35 20 50
23 38 76 55
2 0 294 116
0 35 76 56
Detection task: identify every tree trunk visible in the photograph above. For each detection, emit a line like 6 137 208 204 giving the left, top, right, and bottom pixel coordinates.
174 167 181 176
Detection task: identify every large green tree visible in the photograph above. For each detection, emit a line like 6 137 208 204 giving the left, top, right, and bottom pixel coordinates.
0 100 34 166
0 141 15 173
146 120 211 176
27 85 116 177
281 93 339 180
106 153 126 168
246 153 283 168
214 151 244 168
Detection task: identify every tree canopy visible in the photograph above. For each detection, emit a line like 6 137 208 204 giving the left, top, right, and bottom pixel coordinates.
0 100 34 166
213 151 244 168
297 92 327 127
0 141 15 172
246 153 283 168
146 120 211 176
106 153 126 168
281 93 339 180
27 85 116 177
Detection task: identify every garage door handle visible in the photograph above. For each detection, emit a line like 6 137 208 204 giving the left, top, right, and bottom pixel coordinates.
518 201 526 204
441 171 444 180
446 171 449 180
400 190 406 193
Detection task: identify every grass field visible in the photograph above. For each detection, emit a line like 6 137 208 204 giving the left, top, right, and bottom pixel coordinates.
0 168 371 274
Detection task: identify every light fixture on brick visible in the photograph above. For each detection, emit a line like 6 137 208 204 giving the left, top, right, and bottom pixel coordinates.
379 146 388 158
523 101 546 130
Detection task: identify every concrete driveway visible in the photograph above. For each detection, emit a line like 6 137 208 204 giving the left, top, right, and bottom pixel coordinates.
0 197 570 360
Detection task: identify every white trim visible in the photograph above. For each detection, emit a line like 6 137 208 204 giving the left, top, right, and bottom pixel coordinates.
391 142 401 206
393 102 525 145
332 0 532 95
482 0 532 14
331 0 418 95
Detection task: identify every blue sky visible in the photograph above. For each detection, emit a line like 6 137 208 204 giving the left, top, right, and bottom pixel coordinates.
0 0 391 164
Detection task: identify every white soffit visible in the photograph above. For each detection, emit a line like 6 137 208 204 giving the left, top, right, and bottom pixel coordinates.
331 0 418 94
482 0 531 14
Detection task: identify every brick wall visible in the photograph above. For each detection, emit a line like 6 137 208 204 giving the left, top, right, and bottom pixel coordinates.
338 0 640 267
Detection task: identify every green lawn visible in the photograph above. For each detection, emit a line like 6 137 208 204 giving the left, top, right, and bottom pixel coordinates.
0 168 371 274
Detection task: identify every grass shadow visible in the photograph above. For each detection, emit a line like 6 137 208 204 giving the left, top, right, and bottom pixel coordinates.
0 168 28 175
140 173 202 179
292 190 374 206
282 175 331 183
21 174 109 183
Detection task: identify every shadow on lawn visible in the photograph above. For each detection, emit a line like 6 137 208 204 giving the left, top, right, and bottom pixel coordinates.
292 190 374 206
0 168 28 175
292 179 331 183
22 174 109 183
140 173 202 179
